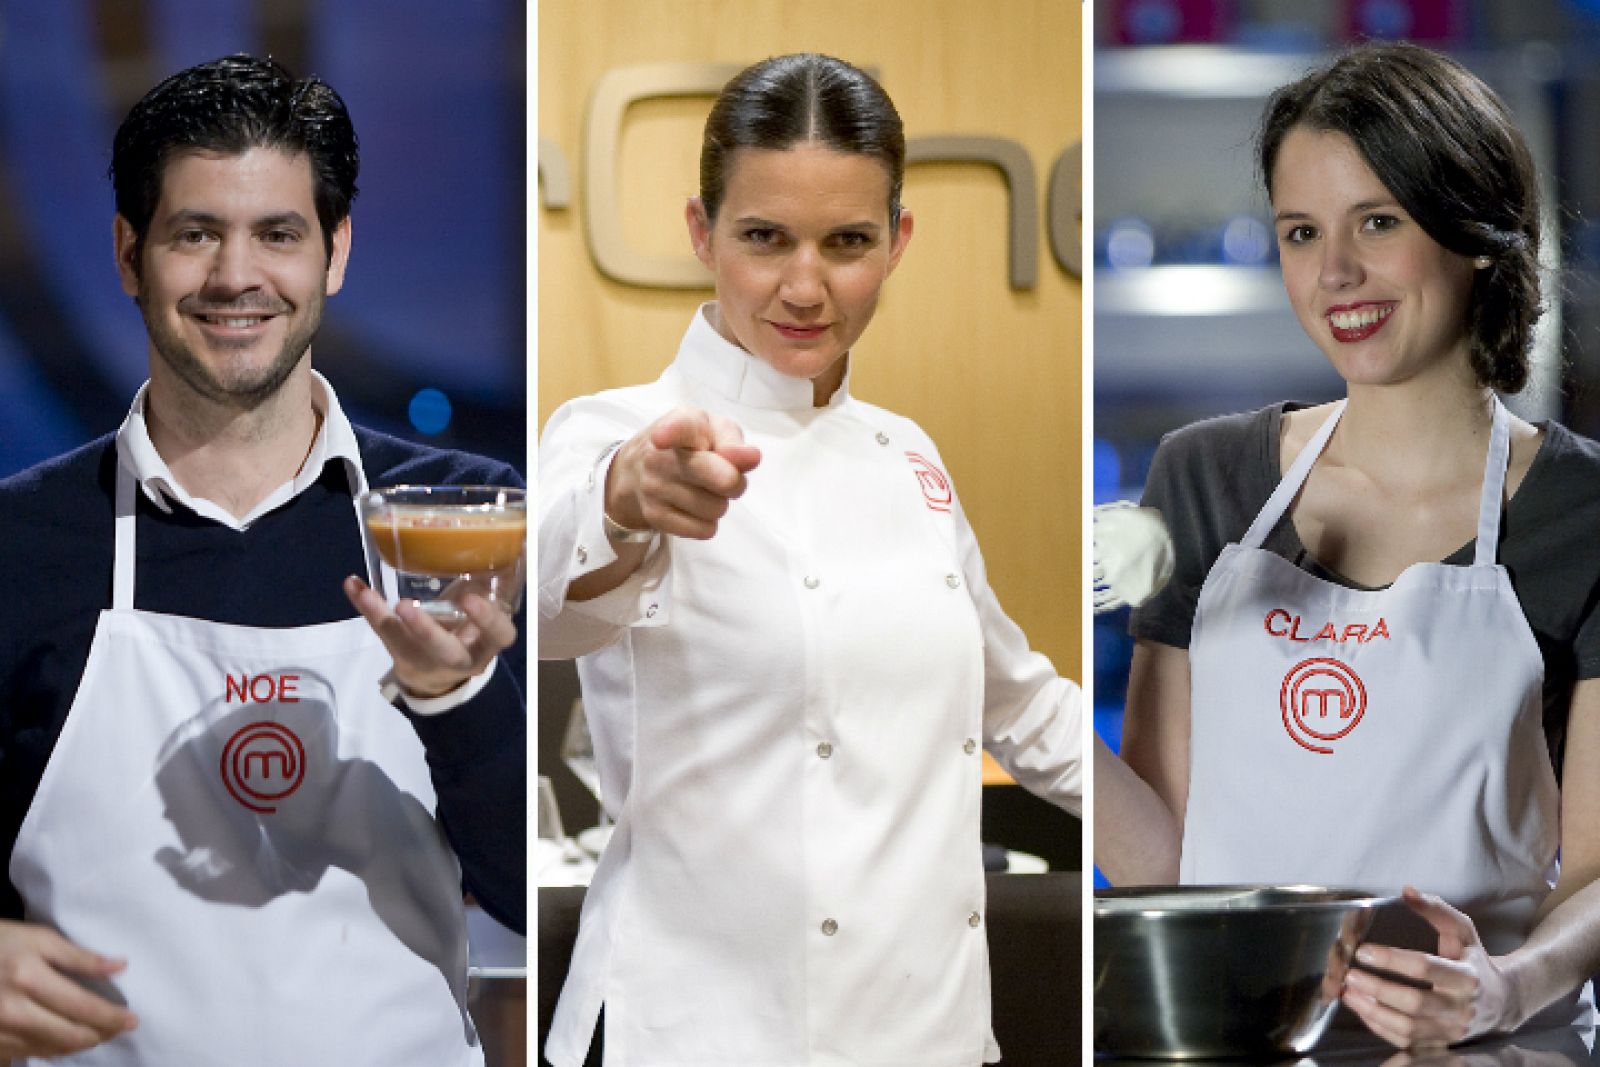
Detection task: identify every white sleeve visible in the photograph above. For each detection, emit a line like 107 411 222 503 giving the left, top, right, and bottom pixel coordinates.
954 491 1085 817
536 397 675 661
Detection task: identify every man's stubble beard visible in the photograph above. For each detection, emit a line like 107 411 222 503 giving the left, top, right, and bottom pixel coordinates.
139 284 326 410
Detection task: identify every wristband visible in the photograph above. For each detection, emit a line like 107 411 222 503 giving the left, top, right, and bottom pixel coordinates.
603 510 656 544
595 439 655 543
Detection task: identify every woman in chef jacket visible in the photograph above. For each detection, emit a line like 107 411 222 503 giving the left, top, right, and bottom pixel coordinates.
539 53 1087 1067
1109 42 1600 1047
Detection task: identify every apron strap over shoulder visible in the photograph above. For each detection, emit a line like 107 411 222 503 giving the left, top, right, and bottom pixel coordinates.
113 460 137 611
1240 401 1346 550
1239 397 1513 566
1475 395 1512 567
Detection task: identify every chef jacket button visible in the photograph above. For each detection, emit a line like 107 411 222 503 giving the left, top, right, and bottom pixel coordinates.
821 918 839 936
817 741 833 759
804 575 820 589
963 738 977 755
577 546 589 565
646 603 659 619
945 574 961 589
875 431 890 446
968 911 982 928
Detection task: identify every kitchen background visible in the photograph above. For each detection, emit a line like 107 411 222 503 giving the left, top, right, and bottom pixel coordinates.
1092 0 1600 886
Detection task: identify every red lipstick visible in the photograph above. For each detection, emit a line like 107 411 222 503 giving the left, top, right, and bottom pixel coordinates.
1326 302 1395 343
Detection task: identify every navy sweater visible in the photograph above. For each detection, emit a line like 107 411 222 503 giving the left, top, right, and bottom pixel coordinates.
0 428 527 933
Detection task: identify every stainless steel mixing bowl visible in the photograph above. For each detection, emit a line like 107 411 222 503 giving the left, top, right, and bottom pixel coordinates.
1094 885 1394 1059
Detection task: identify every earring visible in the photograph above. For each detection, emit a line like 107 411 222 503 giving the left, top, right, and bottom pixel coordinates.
1474 256 1494 269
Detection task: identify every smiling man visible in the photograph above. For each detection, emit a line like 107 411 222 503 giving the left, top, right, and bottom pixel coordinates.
0 56 523 1064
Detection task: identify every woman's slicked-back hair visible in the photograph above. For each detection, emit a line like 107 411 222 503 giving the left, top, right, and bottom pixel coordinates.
700 53 904 225
1258 42 1541 393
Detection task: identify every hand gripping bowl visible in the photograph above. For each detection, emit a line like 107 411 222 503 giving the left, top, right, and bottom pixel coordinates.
360 485 527 622
1094 886 1394 1059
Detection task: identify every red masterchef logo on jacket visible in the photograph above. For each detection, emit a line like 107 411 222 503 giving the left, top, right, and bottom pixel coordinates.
906 452 952 512
1264 608 1390 645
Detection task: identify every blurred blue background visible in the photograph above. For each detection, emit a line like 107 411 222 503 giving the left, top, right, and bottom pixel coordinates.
0 0 525 477
1092 0 1600 886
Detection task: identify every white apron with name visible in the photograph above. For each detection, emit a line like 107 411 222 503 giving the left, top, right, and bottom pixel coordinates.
7 463 484 1065
1183 397 1560 955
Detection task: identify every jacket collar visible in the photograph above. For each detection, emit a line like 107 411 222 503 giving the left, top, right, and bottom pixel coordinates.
675 303 852 413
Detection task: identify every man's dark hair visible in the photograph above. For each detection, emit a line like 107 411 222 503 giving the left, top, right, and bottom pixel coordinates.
111 54 359 259
700 53 904 226
1258 42 1541 394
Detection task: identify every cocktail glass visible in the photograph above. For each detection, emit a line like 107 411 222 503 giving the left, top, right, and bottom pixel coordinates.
359 485 526 622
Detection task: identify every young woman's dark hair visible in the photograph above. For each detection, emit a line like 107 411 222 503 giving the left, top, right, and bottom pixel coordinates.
700 53 905 226
111 54 360 260
1258 42 1541 393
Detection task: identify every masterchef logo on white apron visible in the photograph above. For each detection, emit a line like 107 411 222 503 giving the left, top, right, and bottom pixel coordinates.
220 672 308 813
1280 657 1367 754
1261 609 1388 754
220 721 306 812
150 666 344 900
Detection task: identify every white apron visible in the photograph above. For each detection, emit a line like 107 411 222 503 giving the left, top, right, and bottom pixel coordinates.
1183 397 1561 955
7 461 484 1065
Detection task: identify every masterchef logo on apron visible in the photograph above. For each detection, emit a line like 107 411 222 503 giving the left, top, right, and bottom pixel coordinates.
1260 614 1388 755
1279 658 1366 754
220 673 309 813
1262 609 1387 754
220 722 306 812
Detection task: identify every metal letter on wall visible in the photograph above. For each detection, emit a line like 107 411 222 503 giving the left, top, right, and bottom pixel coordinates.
584 63 740 289
907 136 1038 290
539 137 571 209
1048 142 1082 279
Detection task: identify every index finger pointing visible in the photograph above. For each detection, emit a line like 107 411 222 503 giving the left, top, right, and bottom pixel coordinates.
649 409 714 454
707 414 761 473
677 449 753 499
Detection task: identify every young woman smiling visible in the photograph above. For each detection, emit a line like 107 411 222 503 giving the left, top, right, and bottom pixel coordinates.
1108 43 1600 1048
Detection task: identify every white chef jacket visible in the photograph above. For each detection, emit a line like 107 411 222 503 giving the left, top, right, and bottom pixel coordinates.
538 305 1083 1067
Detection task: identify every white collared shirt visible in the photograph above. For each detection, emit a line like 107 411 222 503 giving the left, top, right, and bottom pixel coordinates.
539 306 1083 1067
114 370 366 531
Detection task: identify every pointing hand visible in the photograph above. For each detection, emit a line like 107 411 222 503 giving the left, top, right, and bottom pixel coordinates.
607 406 762 541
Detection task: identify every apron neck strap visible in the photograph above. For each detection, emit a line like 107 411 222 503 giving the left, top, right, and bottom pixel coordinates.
113 461 137 611
1240 396 1513 565
1474 394 1512 566
1240 401 1346 549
